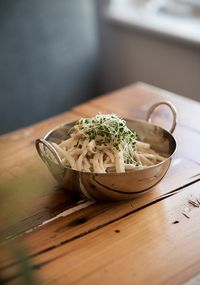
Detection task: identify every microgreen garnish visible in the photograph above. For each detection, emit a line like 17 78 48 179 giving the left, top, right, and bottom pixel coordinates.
69 114 137 157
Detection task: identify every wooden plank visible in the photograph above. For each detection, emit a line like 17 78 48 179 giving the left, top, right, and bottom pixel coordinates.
1 156 199 265
2 181 200 285
0 111 79 169
1 89 200 242
84 82 200 133
1 83 200 284
173 125 200 163
0 111 81 241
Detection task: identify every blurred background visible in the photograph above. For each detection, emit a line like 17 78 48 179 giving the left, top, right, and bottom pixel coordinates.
0 0 200 135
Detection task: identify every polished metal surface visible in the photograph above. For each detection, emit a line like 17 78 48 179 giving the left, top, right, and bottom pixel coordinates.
35 101 177 201
146 100 177 133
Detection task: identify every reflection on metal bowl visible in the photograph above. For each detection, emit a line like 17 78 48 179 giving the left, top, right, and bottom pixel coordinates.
35 101 177 201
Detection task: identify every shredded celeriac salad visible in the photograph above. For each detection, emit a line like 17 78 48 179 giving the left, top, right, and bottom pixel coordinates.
52 114 166 173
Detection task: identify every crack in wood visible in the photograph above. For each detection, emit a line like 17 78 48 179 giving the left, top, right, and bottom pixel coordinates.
0 200 93 245
1 178 200 284
159 178 200 199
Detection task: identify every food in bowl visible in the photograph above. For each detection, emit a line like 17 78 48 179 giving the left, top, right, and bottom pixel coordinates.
51 114 166 173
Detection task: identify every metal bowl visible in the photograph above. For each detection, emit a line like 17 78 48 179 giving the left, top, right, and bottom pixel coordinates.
35 101 177 201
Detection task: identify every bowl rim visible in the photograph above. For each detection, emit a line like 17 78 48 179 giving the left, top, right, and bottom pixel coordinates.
39 116 177 176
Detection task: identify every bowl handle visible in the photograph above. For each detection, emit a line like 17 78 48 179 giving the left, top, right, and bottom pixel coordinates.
35 138 64 169
146 101 177 133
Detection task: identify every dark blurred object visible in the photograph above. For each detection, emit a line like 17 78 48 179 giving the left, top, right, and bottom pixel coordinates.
0 0 99 134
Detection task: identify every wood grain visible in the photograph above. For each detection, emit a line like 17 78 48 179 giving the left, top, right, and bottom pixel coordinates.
0 111 79 169
0 111 80 241
1 82 200 285
2 82 198 242
2 182 200 285
1 100 200 241
1 156 199 260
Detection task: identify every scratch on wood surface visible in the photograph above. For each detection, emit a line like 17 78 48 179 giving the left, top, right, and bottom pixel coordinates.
182 212 190 219
180 196 200 219
188 199 200 208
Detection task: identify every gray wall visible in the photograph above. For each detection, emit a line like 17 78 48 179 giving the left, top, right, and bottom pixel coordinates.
97 1 200 102
0 0 99 134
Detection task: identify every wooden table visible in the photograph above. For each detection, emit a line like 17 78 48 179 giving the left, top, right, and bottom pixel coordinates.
1 82 200 285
